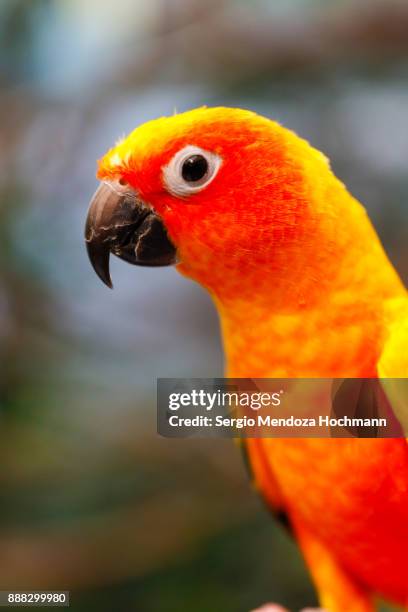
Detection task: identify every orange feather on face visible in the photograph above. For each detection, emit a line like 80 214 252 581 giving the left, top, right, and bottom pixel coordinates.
92 107 408 611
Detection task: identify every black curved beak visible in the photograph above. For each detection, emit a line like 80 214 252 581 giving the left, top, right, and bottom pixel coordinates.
85 181 177 288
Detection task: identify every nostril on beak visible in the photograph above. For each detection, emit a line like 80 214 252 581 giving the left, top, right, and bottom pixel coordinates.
85 181 178 288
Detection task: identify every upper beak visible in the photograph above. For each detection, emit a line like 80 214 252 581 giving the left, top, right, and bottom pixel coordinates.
85 181 177 288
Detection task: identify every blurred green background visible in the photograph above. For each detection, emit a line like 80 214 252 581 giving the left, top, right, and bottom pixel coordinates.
0 1 407 611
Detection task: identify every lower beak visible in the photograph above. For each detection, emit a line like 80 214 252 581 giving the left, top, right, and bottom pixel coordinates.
84 181 177 288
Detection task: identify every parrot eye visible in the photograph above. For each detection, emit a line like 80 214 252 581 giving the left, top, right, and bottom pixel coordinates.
163 145 222 197
182 155 208 182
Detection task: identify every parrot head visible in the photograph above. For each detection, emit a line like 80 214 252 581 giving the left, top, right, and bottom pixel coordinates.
85 106 361 302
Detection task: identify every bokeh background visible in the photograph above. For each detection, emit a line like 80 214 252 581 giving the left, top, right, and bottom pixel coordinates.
1 1 407 611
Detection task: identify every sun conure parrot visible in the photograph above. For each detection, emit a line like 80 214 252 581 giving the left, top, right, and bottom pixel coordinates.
84 107 408 612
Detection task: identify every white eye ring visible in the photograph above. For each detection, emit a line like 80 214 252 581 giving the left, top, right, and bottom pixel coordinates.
162 145 222 197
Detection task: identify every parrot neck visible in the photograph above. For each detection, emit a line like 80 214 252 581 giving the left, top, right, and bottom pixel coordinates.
217 298 378 377
213 226 405 378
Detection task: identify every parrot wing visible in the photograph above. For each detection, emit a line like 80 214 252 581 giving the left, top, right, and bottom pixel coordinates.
378 297 408 436
378 297 408 378
330 298 408 437
331 377 405 437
